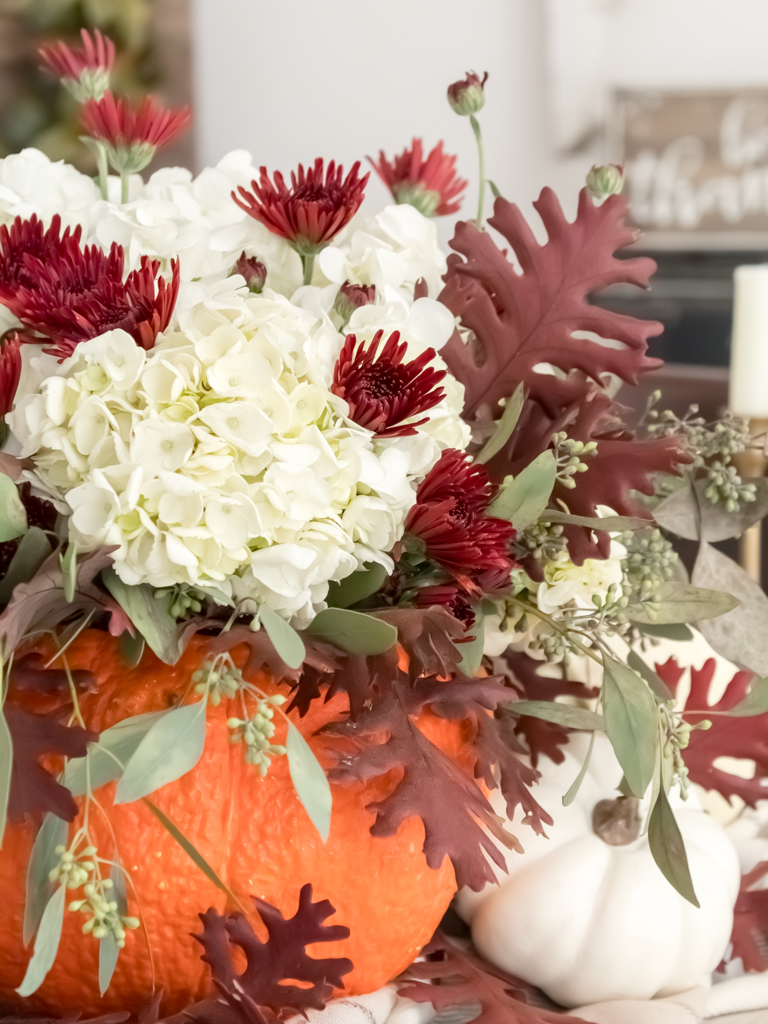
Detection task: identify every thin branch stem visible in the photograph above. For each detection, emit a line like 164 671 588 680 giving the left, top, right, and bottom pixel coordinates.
470 114 486 225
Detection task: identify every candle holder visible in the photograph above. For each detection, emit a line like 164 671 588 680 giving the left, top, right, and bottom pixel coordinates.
732 415 768 585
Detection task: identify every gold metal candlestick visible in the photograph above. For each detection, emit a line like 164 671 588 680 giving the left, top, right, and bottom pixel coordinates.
732 416 768 585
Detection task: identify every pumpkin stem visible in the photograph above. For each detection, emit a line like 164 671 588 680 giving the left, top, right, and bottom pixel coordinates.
592 796 642 846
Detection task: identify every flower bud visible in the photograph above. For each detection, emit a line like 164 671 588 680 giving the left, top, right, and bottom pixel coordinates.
586 164 624 201
447 72 488 116
333 281 376 325
231 251 267 293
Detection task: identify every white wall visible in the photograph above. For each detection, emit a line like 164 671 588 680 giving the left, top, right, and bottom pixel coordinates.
191 0 768 242
191 0 593 241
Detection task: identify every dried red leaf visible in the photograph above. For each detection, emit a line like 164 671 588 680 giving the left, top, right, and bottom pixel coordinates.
195 884 352 1020
655 656 768 805
398 932 580 1024
5 704 96 822
503 651 599 767
326 669 549 891
721 860 768 974
439 189 662 422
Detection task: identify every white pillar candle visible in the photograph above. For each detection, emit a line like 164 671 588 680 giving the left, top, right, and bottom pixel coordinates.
730 264 768 417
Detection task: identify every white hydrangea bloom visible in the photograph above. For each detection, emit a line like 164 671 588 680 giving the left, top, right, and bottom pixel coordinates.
536 541 627 616
317 203 447 304
0 149 99 233
10 291 467 625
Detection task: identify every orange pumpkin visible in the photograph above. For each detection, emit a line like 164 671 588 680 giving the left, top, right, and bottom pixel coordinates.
0 630 467 1018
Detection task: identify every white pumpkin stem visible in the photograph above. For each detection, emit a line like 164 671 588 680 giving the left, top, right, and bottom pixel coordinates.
592 796 642 846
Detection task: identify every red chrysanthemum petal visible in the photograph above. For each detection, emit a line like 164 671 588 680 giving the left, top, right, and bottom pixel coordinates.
369 138 467 217
0 215 179 359
39 28 115 81
0 332 22 417
405 449 517 580
332 329 446 438
232 158 368 253
81 92 191 151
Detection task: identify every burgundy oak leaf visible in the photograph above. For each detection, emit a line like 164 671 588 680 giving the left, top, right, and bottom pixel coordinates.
439 189 662 421
503 651 599 767
656 656 768 806
398 932 581 1024
326 670 549 891
722 860 768 974
194 884 352 1021
5 704 96 822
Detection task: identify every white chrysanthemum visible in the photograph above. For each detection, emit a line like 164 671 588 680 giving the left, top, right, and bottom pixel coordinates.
10 291 467 625
317 203 447 303
0 149 99 233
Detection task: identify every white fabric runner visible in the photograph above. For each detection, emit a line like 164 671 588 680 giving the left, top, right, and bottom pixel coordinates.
287 975 768 1024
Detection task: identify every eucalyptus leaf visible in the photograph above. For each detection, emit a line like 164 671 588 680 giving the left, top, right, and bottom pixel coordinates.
509 700 605 731
259 606 306 670
305 608 397 655
487 450 557 530
118 631 145 670
16 884 65 996
539 510 651 531
488 179 502 199
627 649 673 701
457 610 484 677
114 700 207 804
728 676 768 717
64 709 169 797
286 721 332 843
0 699 12 848
601 655 658 798
648 787 700 907
626 581 739 626
98 861 126 996
144 798 244 909
654 478 768 542
326 563 388 609
563 732 596 807
637 623 693 643
23 812 68 947
0 474 27 544
60 544 77 603
692 542 768 676
476 384 525 464
102 569 179 665
0 528 53 606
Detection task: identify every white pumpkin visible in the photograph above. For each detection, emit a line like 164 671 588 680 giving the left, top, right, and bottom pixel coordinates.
456 732 741 1008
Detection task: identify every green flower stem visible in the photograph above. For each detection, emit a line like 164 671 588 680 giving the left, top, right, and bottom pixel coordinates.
120 173 129 205
470 114 486 225
95 142 109 201
506 595 604 666
302 253 315 286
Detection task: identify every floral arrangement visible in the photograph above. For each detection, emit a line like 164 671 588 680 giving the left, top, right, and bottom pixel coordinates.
1 29 768 1024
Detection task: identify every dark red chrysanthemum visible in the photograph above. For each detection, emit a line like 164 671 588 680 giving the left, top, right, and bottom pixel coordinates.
332 329 446 438
369 139 467 217
232 159 369 256
405 449 516 578
447 71 489 116
0 332 22 418
81 92 191 151
414 582 476 629
0 215 179 359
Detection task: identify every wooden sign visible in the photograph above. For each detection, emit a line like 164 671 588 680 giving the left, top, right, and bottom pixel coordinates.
618 90 768 247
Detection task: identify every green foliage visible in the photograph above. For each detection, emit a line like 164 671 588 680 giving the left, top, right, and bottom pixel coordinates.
601 656 657 799
0 475 27 544
648 787 699 907
23 812 68 947
285 722 332 843
258 606 306 670
487 450 557 529
16 884 66 996
305 608 397 655
114 699 206 804
102 569 179 665
326 563 388 609
475 384 525 464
